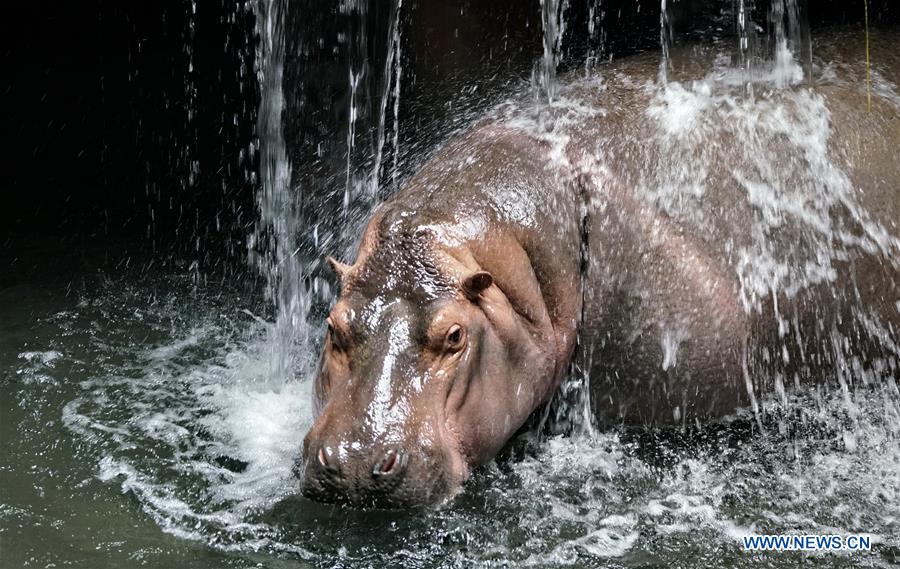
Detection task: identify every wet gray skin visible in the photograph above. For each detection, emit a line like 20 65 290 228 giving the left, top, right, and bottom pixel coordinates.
300 30 900 509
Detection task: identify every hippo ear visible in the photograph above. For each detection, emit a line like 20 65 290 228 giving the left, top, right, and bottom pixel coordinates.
326 256 352 280
462 271 493 300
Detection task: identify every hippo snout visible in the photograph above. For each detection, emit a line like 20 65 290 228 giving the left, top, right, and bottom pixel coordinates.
301 446 408 507
299 429 458 508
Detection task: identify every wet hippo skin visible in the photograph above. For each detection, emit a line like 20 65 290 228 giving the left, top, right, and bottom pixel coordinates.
300 30 900 508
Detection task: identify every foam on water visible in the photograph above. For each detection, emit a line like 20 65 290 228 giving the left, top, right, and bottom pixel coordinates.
15 350 63 385
55 279 315 554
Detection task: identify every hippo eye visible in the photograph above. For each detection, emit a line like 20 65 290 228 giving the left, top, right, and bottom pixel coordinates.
446 325 465 352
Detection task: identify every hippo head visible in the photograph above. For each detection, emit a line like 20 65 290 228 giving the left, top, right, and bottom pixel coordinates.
299 212 559 508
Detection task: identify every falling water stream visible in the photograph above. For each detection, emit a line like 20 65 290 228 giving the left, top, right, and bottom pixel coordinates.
536 0 570 101
249 0 308 386
2 2 899 568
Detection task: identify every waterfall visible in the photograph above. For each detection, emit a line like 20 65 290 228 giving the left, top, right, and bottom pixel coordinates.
585 0 605 73
735 0 754 95
371 0 404 199
727 0 812 93
249 0 307 385
536 0 569 102
659 0 673 84
769 0 812 85
249 0 405 386
340 0 404 242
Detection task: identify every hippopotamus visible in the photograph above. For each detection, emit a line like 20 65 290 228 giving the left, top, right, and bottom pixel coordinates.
300 29 900 507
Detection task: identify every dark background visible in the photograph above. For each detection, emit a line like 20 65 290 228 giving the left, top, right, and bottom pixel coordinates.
2 0 897 282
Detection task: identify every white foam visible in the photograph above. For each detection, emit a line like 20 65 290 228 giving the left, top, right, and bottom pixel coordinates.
15 350 64 385
17 350 63 365
200 377 311 509
59 297 316 552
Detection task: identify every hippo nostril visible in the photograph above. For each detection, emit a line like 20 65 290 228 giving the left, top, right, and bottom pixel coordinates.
382 451 397 473
373 449 407 477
